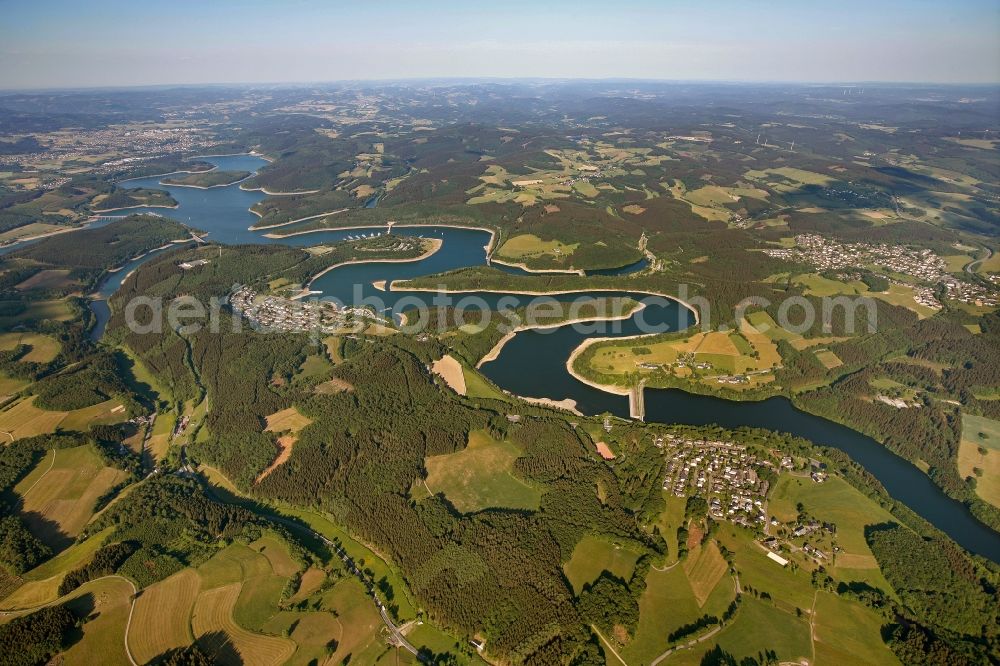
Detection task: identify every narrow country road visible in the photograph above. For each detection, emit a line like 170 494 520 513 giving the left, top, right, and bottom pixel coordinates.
268 515 421 657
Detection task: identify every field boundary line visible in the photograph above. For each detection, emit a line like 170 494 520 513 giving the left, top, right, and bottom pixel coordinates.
21 449 56 496
591 625 629 666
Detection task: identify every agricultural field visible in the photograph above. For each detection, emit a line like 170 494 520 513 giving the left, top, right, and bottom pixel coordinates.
0 298 75 328
584 321 781 391
745 166 836 189
424 430 542 513
60 576 135 666
128 540 334 665
813 349 843 369
129 568 201 663
812 591 902 665
563 534 642 594
465 144 659 207
14 269 79 292
958 413 1000 507
768 475 897 592
0 81 996 665
495 233 578 263
664 180 769 224
0 331 61 362
0 528 113 610
0 222 69 243
669 596 812 666
191 583 296 665
0 396 69 440
263 406 313 434
14 444 128 551
683 540 729 607
621 550 736 664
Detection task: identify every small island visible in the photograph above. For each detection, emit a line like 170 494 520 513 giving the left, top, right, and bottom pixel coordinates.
160 170 251 189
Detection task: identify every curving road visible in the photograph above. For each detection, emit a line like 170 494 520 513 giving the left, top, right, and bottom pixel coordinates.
267 515 421 656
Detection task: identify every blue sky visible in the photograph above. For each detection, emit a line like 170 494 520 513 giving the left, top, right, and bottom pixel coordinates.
1 0 998 88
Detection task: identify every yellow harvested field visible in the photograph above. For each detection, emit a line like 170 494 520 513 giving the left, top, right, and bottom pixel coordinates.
0 397 68 440
0 373 29 397
747 166 836 187
0 222 65 242
314 376 353 394
0 575 63 610
14 269 77 292
432 354 467 396
683 540 729 607
587 323 778 387
59 398 129 432
789 335 849 351
958 414 1000 507
496 234 578 260
425 430 541 513
192 583 296 666
290 567 327 602
0 332 61 363
18 445 128 545
622 204 646 215
870 283 940 319
739 319 782 368
814 349 843 369
251 536 301 577
263 406 312 434
834 553 879 569
60 577 134 666
129 569 201 664
690 331 741 355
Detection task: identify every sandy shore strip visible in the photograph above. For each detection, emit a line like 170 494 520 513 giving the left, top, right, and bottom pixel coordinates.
390 283 700 326
125 152 270 182
562 335 641 396
265 221 497 250
239 184 320 196
91 203 180 213
159 172 253 190
519 395 582 415
269 222 588 278
489 256 585 276
431 355 467 395
305 237 444 288
119 165 219 182
0 221 96 249
475 301 647 370
264 222 394 239
189 151 273 162
249 208 350 231
104 242 180 274
265 221 600 276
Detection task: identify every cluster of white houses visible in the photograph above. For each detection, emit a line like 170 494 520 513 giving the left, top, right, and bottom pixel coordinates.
764 233 997 307
229 285 382 334
657 434 772 530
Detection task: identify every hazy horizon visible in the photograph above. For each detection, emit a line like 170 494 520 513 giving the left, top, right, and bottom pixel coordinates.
2 76 1000 95
2 0 999 89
